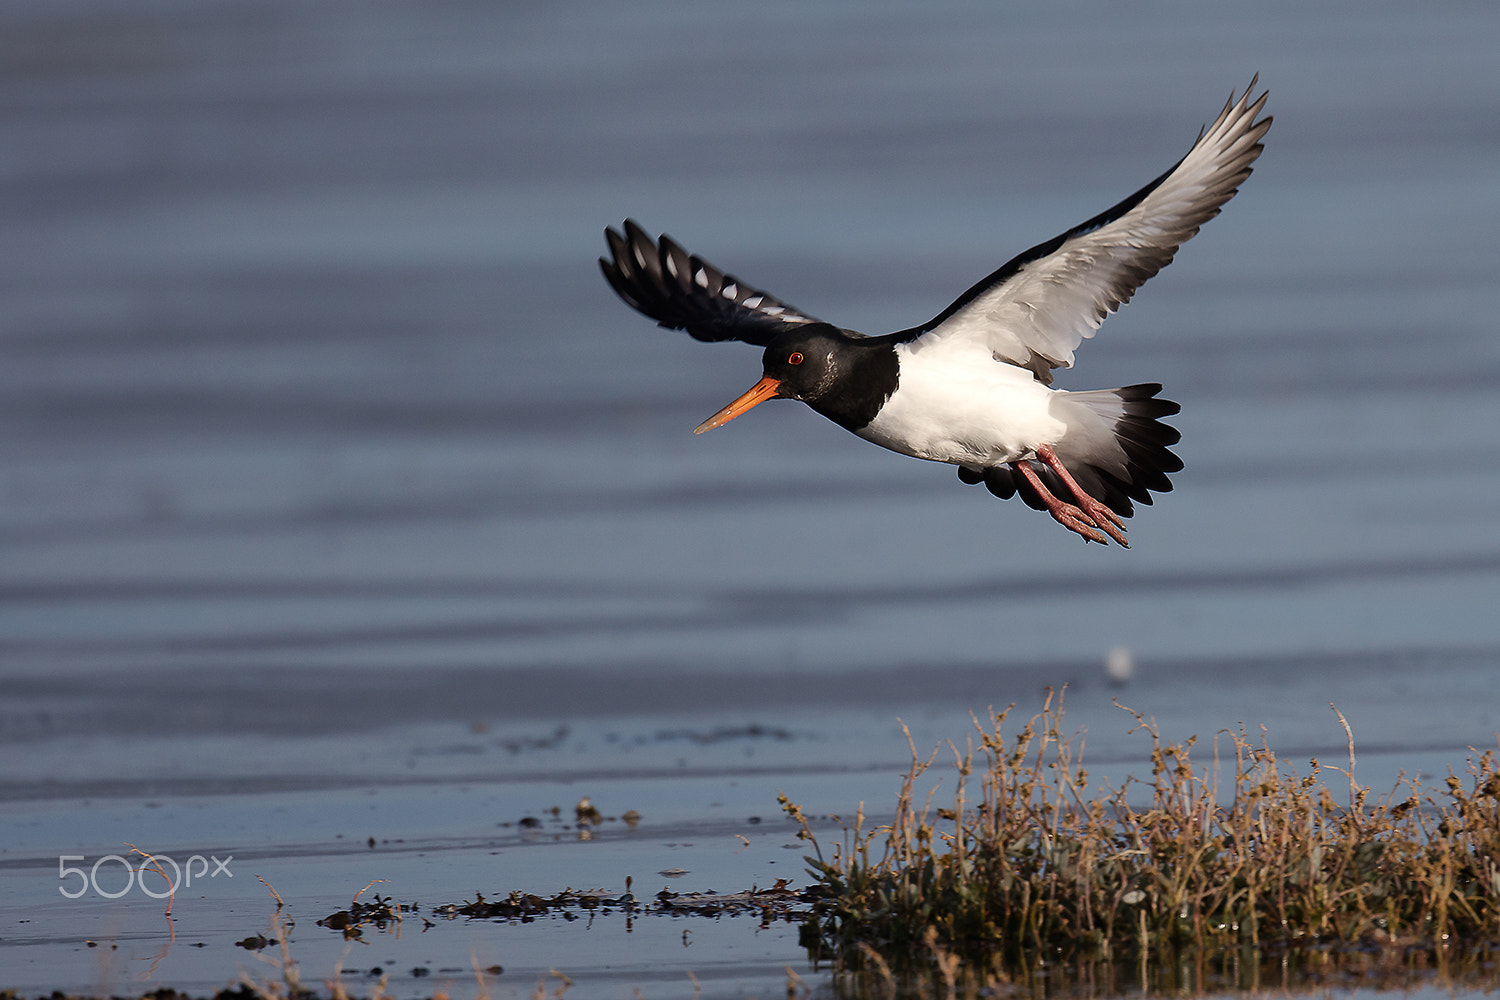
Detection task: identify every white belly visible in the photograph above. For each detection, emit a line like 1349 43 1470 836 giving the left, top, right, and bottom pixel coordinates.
855 343 1066 467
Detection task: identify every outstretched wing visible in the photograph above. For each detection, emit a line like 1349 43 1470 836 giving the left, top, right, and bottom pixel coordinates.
599 219 826 346
898 79 1271 383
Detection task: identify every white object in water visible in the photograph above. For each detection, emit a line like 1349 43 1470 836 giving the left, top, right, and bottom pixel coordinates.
1104 646 1135 684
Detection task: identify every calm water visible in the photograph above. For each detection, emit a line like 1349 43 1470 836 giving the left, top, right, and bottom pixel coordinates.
2 0 1498 996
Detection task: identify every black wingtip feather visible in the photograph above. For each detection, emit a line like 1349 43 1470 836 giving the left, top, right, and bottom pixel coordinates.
1104 383 1183 508
599 220 826 346
959 383 1182 521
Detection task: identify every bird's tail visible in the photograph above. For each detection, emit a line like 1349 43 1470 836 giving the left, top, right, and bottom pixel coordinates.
960 384 1182 518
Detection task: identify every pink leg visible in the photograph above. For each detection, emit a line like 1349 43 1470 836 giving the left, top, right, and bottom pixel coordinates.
1034 444 1129 547
1010 460 1107 545
1009 449 1128 547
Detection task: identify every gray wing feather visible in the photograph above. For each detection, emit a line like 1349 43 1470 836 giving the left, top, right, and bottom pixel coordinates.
908 79 1271 381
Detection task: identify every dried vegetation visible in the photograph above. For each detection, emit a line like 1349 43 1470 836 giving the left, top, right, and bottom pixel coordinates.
785 691 1500 992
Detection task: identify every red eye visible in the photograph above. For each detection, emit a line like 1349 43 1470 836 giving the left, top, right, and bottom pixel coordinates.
787 352 804 365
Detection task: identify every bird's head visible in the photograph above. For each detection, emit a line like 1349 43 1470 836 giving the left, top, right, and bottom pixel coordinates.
693 325 847 434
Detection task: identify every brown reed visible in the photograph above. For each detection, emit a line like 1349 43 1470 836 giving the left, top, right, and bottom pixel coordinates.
784 690 1500 978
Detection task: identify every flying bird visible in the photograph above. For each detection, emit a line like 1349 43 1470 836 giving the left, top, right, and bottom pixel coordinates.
600 81 1270 546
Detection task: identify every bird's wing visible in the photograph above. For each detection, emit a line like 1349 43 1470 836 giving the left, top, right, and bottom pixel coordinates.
897 79 1271 383
599 219 826 346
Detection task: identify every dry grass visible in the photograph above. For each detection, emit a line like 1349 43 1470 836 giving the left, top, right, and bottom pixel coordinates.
785 690 1500 982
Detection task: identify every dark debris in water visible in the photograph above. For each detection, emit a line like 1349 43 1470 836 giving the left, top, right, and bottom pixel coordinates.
410 721 809 761
649 723 797 745
417 878 816 926
232 934 271 951
317 893 411 941
291 879 817 946
655 881 814 916
497 795 643 835
0 988 270 1000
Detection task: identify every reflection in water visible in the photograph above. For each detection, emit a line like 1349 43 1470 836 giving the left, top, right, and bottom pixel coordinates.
824 945 1500 1000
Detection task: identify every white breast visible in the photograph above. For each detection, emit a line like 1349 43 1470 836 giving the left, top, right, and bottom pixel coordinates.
855 341 1065 467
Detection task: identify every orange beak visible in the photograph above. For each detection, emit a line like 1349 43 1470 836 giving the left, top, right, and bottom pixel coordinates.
693 376 782 434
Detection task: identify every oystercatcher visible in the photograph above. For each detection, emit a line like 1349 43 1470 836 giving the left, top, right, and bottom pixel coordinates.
600 80 1270 546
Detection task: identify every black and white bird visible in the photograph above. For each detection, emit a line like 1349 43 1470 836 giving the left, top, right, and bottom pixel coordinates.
600 81 1270 546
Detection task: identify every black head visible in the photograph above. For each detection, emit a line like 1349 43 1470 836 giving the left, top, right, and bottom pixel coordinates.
693 323 895 435
759 324 849 403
